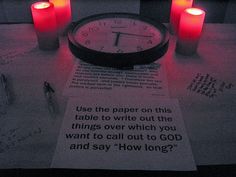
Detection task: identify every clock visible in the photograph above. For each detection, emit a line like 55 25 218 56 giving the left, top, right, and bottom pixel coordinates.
68 13 169 68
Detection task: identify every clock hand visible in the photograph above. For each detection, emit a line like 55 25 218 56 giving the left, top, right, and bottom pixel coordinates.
113 32 121 46
111 26 127 29
112 31 153 38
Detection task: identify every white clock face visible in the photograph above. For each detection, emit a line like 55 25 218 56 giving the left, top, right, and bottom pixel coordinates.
74 17 163 54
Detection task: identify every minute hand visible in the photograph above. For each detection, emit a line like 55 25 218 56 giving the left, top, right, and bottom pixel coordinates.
112 31 152 38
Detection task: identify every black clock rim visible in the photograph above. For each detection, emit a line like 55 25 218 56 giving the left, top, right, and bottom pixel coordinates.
68 13 169 68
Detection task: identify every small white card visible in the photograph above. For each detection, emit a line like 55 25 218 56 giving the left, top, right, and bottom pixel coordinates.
51 96 196 171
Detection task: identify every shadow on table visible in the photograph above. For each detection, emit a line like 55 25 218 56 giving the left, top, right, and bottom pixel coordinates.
0 165 236 177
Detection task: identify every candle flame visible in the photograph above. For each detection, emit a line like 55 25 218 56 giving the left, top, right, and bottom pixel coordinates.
34 2 50 9
49 0 66 7
175 0 193 6
186 8 205 16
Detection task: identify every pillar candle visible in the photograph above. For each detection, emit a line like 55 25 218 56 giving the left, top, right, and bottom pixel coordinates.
31 2 59 50
176 8 206 55
170 0 193 34
49 0 71 35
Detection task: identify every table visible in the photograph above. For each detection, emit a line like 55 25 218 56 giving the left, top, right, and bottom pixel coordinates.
0 23 236 176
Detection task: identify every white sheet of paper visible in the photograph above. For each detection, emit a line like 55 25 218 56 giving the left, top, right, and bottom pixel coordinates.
63 61 169 97
51 96 196 171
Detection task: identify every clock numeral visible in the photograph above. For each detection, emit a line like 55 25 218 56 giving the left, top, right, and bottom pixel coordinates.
100 46 104 51
81 31 88 37
130 20 137 26
84 40 91 45
117 49 124 53
147 40 153 44
98 21 106 26
114 19 122 24
143 26 148 30
88 26 99 32
137 46 143 52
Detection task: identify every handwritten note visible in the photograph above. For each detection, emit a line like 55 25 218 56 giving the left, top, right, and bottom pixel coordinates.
64 62 169 97
187 73 234 98
0 85 6 116
52 97 196 171
0 24 37 66
0 126 42 154
0 104 6 117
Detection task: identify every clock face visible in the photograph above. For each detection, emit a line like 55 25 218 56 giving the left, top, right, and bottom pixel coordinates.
68 13 169 68
73 17 163 54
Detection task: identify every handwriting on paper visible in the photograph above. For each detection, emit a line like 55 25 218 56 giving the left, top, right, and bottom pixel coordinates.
0 50 23 66
187 73 234 98
0 127 42 153
0 105 6 117
0 93 6 116
0 59 13 66
0 47 37 66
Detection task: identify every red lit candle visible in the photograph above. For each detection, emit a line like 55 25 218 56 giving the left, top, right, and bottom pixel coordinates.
170 0 193 34
31 2 59 50
49 0 71 35
176 8 206 55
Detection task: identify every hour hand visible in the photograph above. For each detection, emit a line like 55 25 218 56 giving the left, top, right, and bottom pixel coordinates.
112 31 152 38
113 32 121 46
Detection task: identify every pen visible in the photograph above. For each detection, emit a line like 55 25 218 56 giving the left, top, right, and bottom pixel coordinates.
43 81 56 116
0 74 11 105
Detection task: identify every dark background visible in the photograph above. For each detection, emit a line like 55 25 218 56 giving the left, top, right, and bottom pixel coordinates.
0 0 235 23
140 0 236 23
